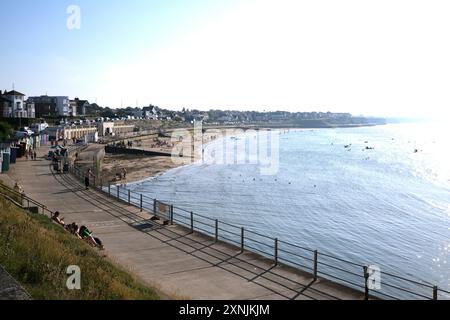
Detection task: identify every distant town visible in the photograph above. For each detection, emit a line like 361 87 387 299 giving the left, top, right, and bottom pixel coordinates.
0 89 386 132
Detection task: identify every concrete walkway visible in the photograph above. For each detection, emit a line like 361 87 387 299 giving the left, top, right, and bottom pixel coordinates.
0 267 31 300
4 145 365 300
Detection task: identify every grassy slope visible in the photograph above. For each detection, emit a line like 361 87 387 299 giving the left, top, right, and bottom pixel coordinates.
0 196 160 300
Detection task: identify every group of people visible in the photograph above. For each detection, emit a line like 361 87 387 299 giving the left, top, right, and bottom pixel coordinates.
51 211 104 250
150 137 173 149
115 168 127 181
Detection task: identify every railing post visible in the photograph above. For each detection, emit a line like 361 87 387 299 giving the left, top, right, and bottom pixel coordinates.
313 250 318 280
433 286 438 300
140 194 143 212
170 205 174 225
274 238 278 266
128 189 131 204
241 227 245 252
108 182 111 197
190 211 194 233
363 266 369 300
215 219 219 243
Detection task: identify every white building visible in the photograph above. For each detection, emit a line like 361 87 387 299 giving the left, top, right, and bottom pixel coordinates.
0 90 35 118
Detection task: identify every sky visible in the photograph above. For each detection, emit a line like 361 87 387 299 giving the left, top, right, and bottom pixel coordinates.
1 0 450 118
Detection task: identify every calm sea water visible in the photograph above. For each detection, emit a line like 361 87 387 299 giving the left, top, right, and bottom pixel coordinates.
128 122 450 298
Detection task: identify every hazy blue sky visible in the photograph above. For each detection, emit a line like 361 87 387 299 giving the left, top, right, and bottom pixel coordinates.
1 0 450 118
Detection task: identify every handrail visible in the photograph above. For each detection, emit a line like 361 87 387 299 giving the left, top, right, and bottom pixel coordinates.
0 183 49 212
0 184 53 217
65 163 449 300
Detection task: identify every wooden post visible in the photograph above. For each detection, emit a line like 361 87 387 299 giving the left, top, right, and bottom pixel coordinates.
128 189 131 204
190 211 194 233
153 199 157 215
433 286 438 300
241 227 245 252
313 250 318 280
170 205 174 225
108 182 111 197
274 238 278 266
140 194 143 212
116 185 119 199
364 266 369 300
215 219 219 243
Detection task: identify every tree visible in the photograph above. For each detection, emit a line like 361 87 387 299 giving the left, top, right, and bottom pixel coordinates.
0 121 12 141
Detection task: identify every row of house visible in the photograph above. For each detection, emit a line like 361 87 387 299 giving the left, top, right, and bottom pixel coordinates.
0 89 90 119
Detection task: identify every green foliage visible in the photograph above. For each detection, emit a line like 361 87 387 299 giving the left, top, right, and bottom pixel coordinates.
0 121 12 141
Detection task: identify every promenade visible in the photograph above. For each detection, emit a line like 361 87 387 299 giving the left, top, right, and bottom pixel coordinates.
4 145 365 300
0 266 31 300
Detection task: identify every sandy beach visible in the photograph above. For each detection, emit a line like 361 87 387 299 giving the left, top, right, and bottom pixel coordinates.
101 129 221 184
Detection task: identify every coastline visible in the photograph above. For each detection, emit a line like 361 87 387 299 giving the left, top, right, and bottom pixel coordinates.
101 129 221 184
100 123 382 185
101 126 304 185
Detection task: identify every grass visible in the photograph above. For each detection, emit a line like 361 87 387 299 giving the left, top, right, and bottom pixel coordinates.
0 195 160 300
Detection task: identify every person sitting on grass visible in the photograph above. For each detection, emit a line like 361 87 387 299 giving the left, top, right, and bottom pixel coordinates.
66 222 82 239
79 225 104 250
51 211 65 226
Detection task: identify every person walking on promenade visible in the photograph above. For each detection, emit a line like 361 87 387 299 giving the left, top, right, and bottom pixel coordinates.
84 168 94 190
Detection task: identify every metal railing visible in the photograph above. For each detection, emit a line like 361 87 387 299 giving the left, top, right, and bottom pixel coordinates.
0 183 54 218
65 165 450 300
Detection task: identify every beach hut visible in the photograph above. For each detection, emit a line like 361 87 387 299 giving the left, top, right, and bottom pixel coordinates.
10 146 19 164
0 143 11 173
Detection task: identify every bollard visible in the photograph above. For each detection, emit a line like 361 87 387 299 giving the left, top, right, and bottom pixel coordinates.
190 211 194 233
274 238 278 266
116 185 120 199
363 266 369 300
128 189 131 204
215 219 219 243
241 227 245 252
313 250 318 280
140 194 143 212
170 205 174 225
153 199 157 215
108 183 111 197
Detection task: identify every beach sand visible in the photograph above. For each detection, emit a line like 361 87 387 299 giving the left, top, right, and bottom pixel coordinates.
101 130 220 184
101 154 180 184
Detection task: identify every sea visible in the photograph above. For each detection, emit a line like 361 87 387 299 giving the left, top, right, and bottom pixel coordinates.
127 122 450 299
